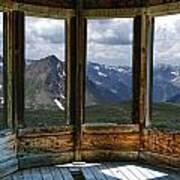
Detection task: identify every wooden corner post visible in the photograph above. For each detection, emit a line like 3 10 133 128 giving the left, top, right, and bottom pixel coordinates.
66 0 87 161
3 12 13 129
133 14 154 128
3 11 25 131
74 0 87 161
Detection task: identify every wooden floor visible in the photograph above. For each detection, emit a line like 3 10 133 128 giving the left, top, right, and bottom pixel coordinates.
2 162 180 180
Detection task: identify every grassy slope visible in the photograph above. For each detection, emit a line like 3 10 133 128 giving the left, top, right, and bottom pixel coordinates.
152 102 180 130
24 108 65 127
1 102 180 131
85 101 132 124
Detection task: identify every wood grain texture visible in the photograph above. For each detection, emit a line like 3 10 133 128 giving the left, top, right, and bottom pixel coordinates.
82 150 139 162
12 11 25 129
3 12 14 129
11 0 74 8
18 152 74 169
5 163 180 180
82 134 140 151
18 134 74 153
0 132 18 178
141 129 180 169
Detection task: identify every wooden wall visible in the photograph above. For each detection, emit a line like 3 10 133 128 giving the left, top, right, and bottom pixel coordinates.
16 125 140 168
7 0 75 8
0 130 18 178
2 0 180 10
1 0 180 173
141 129 180 169
16 126 180 170
81 124 140 162
17 126 74 169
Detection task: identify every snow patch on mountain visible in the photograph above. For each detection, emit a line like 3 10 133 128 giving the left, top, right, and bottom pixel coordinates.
98 72 107 77
94 66 100 71
54 99 65 111
110 89 118 94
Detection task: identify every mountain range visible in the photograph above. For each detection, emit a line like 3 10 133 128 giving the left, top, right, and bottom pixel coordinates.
1 55 180 110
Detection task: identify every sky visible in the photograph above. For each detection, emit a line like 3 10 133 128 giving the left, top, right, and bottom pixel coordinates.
0 13 180 66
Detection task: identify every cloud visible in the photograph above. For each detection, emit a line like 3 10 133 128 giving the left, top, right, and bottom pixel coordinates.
1 13 180 67
88 19 133 46
26 17 65 44
154 14 180 66
25 16 65 60
87 42 132 66
87 18 133 66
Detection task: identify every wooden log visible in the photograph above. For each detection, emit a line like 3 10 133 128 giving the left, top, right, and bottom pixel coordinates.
13 0 74 9
69 0 87 161
18 152 74 170
65 17 77 125
3 11 25 130
81 150 139 162
132 15 154 128
81 8 143 18
17 125 74 137
3 12 13 129
12 11 25 129
82 124 140 134
82 134 140 151
0 1 75 18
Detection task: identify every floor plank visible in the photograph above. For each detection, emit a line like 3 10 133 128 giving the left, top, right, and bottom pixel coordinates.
22 169 33 180
126 165 148 180
82 167 97 180
90 166 107 180
59 167 74 180
116 165 139 180
105 162 129 180
98 163 117 180
49 167 64 180
40 167 53 180
2 162 180 180
31 168 42 180
11 171 24 180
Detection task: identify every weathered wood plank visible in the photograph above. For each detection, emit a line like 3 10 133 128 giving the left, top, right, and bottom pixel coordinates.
22 169 33 180
59 168 74 180
30 168 42 180
65 17 77 125
3 12 13 129
2 176 12 180
116 165 139 180
0 159 18 178
72 0 87 161
13 0 74 8
12 11 25 129
17 125 73 137
2 163 180 180
125 165 148 180
133 165 157 179
48 167 64 180
18 152 74 169
12 171 24 180
105 163 129 180
98 164 117 180
133 15 153 126
82 167 97 180
89 166 107 180
81 8 143 18
147 168 171 180
147 1 180 16
82 124 140 134
40 167 53 180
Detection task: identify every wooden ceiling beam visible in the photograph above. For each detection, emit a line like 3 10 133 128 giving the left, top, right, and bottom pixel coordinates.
0 0 75 18
12 0 74 9
1 0 180 18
